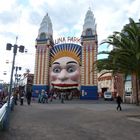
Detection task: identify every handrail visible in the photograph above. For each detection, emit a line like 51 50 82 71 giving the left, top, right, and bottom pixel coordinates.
0 96 14 130
0 103 7 122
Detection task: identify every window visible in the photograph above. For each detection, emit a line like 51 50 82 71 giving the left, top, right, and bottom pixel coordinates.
125 75 131 81
86 29 92 36
40 33 46 39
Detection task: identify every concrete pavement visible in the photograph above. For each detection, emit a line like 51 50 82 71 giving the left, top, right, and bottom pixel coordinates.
0 99 140 140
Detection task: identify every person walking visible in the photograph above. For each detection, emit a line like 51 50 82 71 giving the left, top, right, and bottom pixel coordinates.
49 89 54 102
116 93 122 111
26 84 32 105
13 90 18 105
61 92 65 103
19 89 25 105
40 89 48 103
38 92 41 103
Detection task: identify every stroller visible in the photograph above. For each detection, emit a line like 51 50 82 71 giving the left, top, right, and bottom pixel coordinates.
38 91 48 103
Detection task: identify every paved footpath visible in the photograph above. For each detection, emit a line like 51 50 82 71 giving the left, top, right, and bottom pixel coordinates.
0 99 140 140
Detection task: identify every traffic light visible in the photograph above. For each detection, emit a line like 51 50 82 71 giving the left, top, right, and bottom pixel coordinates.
6 43 12 50
3 71 7 75
19 45 25 53
19 67 22 70
13 44 18 53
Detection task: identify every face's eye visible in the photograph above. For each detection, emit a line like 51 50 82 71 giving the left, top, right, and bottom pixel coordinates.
67 66 76 73
53 67 61 73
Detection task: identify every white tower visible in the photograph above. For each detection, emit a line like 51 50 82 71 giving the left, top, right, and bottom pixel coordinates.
81 9 98 99
33 13 53 93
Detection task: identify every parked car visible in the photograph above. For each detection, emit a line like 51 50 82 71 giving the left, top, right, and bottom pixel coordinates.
104 91 113 101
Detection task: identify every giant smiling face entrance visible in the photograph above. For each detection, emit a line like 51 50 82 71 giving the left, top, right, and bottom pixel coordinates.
50 43 82 98
50 57 80 89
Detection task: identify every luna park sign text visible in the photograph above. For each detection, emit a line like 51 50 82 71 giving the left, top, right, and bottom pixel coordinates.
54 37 81 45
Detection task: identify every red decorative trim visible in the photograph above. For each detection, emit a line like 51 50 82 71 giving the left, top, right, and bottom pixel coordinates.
52 83 78 87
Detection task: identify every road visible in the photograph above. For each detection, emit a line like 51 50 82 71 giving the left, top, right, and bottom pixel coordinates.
0 99 140 140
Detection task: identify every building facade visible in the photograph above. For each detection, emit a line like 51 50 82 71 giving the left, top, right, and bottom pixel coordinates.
33 9 98 99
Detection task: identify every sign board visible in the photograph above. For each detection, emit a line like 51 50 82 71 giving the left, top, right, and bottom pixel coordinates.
54 37 81 45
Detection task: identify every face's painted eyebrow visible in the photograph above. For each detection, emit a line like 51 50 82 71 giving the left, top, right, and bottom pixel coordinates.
66 61 78 65
52 62 60 65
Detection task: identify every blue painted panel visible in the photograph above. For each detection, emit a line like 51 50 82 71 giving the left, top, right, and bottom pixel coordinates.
32 85 49 97
80 86 98 100
0 84 3 90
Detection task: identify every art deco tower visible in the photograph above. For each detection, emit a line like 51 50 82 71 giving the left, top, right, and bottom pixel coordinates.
33 13 53 94
81 9 98 99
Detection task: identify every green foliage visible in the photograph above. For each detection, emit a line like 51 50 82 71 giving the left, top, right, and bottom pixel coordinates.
96 18 140 78
96 17 140 105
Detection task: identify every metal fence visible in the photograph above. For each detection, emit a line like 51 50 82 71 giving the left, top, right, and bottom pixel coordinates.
0 96 14 130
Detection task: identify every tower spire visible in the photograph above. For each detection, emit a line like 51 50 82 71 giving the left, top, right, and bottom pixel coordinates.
88 0 93 10
80 8 98 98
38 13 53 40
89 6 91 10
82 8 96 36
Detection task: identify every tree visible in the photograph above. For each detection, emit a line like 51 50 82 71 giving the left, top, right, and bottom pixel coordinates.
96 18 140 105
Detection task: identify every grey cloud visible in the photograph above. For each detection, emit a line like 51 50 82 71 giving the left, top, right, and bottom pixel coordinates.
0 31 16 39
0 11 18 24
28 11 42 25
40 1 86 30
95 0 133 14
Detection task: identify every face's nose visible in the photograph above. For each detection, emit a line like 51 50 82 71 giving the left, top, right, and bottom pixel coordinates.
58 69 68 81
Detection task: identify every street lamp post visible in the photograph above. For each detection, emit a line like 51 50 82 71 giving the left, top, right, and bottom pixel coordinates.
6 42 25 109
2 40 25 130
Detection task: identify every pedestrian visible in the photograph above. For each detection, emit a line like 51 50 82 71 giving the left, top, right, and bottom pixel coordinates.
44 91 48 103
49 89 53 102
40 89 48 103
19 90 25 105
38 92 41 103
26 84 32 105
13 90 18 105
116 93 122 111
61 92 64 103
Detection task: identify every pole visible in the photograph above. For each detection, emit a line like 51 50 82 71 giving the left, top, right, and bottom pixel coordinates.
14 67 18 91
4 45 17 130
4 37 25 130
7 46 17 108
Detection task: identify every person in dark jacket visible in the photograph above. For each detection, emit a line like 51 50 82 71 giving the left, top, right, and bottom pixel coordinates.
61 92 65 103
26 84 32 105
13 90 18 105
116 93 122 111
19 90 25 105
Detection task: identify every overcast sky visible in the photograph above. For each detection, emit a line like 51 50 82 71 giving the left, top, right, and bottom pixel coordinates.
0 0 140 83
